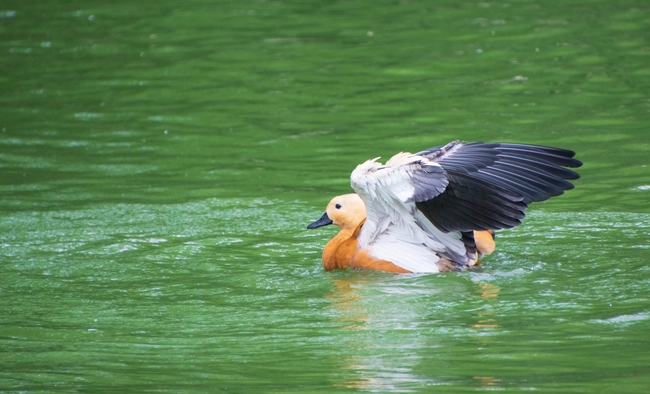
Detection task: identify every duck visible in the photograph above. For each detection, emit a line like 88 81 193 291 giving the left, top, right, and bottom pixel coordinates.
307 140 582 273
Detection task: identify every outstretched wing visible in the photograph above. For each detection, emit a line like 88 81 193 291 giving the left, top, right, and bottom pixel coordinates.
350 153 475 267
349 140 581 269
415 140 582 232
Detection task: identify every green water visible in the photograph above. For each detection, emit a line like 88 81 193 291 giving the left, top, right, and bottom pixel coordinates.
1 0 649 392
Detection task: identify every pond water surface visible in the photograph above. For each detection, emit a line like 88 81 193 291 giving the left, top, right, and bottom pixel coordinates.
1 1 650 392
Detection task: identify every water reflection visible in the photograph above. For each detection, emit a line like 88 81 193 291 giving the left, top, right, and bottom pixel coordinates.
473 375 501 389
327 274 503 391
472 282 500 329
326 277 367 330
327 275 430 391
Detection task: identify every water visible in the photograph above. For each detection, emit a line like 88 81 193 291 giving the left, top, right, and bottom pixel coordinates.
2 1 649 392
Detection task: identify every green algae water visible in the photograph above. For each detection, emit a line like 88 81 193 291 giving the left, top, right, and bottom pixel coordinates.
2 0 649 392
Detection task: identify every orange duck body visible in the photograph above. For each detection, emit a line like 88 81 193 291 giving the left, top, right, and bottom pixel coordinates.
310 194 495 273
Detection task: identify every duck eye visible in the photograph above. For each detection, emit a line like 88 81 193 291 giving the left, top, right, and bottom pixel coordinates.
335 203 342 209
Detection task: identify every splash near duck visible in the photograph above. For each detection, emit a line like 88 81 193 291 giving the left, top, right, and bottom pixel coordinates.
307 140 582 273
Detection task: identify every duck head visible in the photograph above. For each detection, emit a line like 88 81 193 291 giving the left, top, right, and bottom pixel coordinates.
307 193 366 230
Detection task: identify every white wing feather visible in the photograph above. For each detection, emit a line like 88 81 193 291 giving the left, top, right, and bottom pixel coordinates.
350 153 469 272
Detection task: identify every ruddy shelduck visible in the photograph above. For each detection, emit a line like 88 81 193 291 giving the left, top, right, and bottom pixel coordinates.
308 140 582 273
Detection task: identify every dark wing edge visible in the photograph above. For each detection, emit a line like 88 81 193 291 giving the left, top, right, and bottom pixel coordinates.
415 141 582 233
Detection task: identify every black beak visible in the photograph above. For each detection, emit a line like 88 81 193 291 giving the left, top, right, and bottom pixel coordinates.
307 212 333 229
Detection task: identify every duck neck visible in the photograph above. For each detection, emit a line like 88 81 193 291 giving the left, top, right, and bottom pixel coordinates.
322 219 365 271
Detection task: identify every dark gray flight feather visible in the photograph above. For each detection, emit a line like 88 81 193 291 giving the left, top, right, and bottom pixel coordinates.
415 141 582 233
